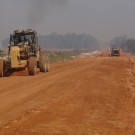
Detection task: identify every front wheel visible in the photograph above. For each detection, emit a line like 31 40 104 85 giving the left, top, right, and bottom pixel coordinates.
28 57 37 75
46 59 49 72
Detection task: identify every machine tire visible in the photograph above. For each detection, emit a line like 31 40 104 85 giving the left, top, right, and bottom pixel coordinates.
46 59 49 72
28 57 37 75
0 60 4 77
39 55 46 72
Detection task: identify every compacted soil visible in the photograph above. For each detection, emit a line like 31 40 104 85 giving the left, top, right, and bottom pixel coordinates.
0 55 135 135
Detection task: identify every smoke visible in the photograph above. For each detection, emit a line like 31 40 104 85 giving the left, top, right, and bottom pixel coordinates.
28 0 68 27
0 0 68 47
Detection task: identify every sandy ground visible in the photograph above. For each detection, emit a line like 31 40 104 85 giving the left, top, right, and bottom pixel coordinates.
0 55 135 135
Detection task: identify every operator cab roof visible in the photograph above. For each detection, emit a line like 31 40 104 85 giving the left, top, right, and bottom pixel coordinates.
14 29 37 35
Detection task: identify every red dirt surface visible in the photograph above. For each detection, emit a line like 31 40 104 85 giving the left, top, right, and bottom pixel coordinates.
0 55 135 135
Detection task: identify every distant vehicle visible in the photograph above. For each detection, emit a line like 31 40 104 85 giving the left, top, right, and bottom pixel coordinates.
111 45 120 56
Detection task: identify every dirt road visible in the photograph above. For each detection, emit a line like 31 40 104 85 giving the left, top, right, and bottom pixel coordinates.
0 56 135 135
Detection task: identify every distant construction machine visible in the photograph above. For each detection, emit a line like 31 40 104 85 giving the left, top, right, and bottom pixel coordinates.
111 45 120 56
0 29 49 77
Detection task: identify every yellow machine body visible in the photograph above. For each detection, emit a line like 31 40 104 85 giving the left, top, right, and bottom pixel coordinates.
10 46 20 68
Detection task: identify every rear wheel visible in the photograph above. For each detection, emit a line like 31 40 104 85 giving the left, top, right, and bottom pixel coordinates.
39 55 46 72
0 60 4 77
28 57 37 75
46 59 49 72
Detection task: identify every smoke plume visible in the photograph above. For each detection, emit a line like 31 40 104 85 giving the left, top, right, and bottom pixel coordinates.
0 0 68 47
28 0 68 27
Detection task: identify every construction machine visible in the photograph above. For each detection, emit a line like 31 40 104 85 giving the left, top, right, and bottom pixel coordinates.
111 45 120 56
0 29 49 77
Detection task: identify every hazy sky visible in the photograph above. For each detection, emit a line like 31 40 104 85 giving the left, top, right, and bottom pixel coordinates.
0 0 135 45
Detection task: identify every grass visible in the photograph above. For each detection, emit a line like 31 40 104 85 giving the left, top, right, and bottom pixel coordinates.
42 50 79 64
0 49 83 64
42 50 84 64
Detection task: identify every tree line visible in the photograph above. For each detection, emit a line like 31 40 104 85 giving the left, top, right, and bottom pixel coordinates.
38 33 99 50
1 32 99 51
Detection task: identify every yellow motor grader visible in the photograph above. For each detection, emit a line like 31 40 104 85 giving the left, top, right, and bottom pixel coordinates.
0 29 49 77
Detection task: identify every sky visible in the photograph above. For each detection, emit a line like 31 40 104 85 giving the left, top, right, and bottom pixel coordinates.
0 0 135 45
